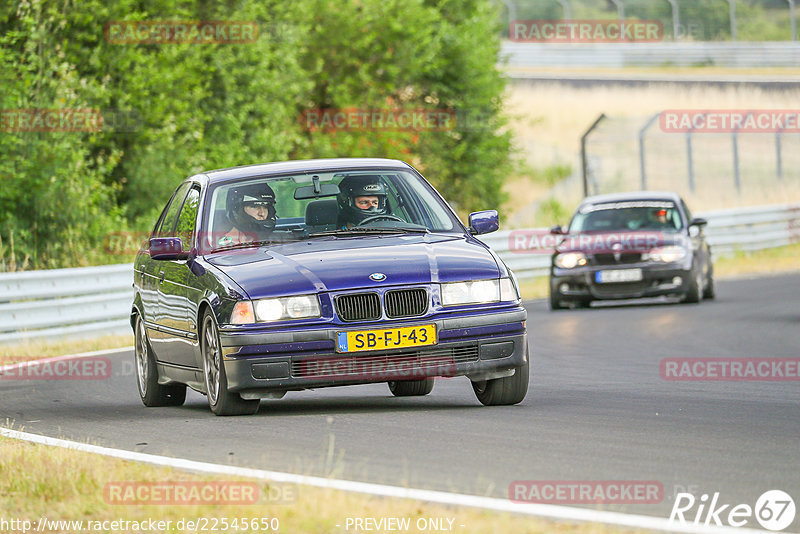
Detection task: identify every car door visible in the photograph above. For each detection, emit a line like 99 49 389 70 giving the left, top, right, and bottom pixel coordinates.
157 185 202 368
148 182 191 363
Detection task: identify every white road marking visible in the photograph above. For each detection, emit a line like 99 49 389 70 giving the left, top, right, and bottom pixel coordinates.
0 347 133 375
0 427 771 534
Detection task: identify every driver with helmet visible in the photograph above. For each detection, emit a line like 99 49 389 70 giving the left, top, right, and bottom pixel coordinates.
219 183 277 246
336 175 391 228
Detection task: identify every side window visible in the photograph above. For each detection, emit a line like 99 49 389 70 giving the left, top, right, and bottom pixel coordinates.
157 183 191 237
175 187 201 251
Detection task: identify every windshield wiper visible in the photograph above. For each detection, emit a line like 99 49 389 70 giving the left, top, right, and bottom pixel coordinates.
308 227 430 237
209 237 305 253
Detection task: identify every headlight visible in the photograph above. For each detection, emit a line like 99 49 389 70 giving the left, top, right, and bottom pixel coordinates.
231 295 321 324
500 277 520 302
554 252 588 269
647 246 687 263
441 279 501 306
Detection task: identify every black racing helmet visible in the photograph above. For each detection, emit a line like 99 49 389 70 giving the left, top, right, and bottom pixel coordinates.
226 183 277 236
336 175 390 226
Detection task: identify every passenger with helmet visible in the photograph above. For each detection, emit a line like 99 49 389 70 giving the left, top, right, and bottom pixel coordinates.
219 183 277 246
336 175 391 228
645 208 671 229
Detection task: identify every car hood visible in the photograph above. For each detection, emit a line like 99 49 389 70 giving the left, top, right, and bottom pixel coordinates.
205 234 500 299
554 230 689 254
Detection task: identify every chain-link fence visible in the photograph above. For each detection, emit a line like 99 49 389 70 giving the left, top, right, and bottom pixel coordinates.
582 113 800 210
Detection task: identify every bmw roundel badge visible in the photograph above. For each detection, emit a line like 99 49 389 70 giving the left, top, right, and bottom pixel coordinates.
369 273 387 282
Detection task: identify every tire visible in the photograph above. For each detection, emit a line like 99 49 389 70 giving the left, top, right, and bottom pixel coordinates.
703 265 716 300
134 313 186 407
472 349 530 406
388 378 434 397
201 311 259 416
682 266 702 304
549 283 565 310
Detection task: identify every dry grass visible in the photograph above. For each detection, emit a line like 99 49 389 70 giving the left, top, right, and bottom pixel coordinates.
0 435 647 534
0 334 133 366
714 242 800 278
503 77 800 224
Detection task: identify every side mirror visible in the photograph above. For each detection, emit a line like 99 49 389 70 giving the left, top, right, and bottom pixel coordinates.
550 225 565 235
150 237 189 260
689 217 708 227
468 210 499 235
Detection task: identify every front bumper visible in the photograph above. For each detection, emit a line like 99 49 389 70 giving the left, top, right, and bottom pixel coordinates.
218 308 527 393
551 263 691 301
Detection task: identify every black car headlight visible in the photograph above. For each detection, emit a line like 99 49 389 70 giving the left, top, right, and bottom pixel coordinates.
646 246 687 263
554 252 588 269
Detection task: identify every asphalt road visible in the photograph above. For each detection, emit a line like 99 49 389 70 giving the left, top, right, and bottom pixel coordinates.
2 273 799 529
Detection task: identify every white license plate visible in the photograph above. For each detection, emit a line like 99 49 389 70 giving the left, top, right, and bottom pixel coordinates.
595 269 643 283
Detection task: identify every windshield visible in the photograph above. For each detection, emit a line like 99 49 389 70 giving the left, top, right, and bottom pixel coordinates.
569 201 684 233
200 169 461 252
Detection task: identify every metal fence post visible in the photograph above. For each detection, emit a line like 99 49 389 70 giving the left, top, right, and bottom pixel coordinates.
556 0 572 20
498 0 517 25
581 114 607 197
789 0 797 41
667 0 680 41
638 114 660 190
728 0 737 41
610 0 625 40
687 131 696 192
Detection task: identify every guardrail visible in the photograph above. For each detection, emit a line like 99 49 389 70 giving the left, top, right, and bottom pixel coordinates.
501 42 800 68
479 203 800 279
0 264 133 344
0 203 797 343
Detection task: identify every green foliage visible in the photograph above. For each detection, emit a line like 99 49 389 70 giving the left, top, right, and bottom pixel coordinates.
0 0 514 269
529 164 573 188
537 197 570 227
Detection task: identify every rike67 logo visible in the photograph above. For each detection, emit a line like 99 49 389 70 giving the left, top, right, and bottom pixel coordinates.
670 490 796 531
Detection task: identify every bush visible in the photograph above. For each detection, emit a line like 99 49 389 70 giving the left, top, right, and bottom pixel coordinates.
0 0 513 269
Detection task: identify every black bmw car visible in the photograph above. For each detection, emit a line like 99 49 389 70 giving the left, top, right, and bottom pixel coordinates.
549 191 714 310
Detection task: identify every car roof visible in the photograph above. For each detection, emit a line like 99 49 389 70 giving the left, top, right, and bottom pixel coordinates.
579 191 683 207
200 158 413 184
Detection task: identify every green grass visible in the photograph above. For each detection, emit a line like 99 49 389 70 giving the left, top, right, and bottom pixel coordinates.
0 434 647 534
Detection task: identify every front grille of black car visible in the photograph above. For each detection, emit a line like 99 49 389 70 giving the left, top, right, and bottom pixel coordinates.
593 253 642 265
291 344 479 379
384 288 428 318
335 293 381 322
592 281 648 297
